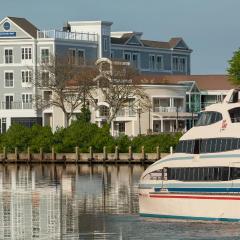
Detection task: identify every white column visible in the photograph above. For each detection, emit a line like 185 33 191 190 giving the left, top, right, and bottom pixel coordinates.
161 118 164 132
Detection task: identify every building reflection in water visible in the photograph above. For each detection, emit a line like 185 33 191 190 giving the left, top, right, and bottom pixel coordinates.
0 164 145 239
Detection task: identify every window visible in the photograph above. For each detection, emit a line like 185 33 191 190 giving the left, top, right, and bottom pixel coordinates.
77 50 85 65
176 137 240 154
143 169 163 180
132 53 138 68
149 55 155 70
5 49 13 64
118 122 125 133
2 118 6 133
22 94 32 109
22 94 32 103
195 111 222 126
172 56 187 72
68 49 76 64
99 105 109 117
229 107 240 123
103 38 108 52
173 57 178 71
156 55 163 71
166 167 235 182
5 72 14 87
124 52 131 61
5 95 13 109
41 71 50 85
41 49 49 63
179 57 186 72
21 48 32 60
21 70 32 83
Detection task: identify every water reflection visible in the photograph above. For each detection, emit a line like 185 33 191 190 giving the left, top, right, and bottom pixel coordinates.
0 164 144 240
1 164 240 240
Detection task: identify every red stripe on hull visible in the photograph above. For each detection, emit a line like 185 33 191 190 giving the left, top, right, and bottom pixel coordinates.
149 195 240 200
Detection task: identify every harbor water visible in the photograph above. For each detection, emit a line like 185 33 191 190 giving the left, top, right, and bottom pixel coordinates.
0 164 239 240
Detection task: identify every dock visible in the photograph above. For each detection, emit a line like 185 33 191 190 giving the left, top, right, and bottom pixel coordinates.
0 146 168 164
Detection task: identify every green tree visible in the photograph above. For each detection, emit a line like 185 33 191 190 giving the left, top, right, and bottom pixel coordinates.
77 106 91 122
2 124 31 152
29 125 53 152
53 120 114 153
228 48 240 85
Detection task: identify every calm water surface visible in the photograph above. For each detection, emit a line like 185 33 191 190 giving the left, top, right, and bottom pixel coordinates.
0 164 239 240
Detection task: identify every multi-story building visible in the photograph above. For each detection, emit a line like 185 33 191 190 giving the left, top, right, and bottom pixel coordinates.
0 16 192 133
89 72 233 137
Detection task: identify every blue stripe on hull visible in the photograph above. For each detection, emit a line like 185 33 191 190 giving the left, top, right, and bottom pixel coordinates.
139 213 240 222
167 188 240 193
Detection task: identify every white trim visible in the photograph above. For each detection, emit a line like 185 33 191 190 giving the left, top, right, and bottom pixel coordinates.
4 70 14 88
0 17 35 39
125 34 144 47
21 69 32 84
0 63 34 67
151 95 185 99
21 93 33 103
3 47 13 64
0 40 35 45
156 54 164 71
149 54 155 71
111 44 192 54
40 47 50 64
132 52 139 69
21 46 32 62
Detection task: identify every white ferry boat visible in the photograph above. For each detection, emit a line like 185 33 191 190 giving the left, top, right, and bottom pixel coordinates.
139 89 240 222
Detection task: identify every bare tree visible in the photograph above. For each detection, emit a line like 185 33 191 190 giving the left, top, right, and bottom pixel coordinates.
34 55 97 127
93 58 151 125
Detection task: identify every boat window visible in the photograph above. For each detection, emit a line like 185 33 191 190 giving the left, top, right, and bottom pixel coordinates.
167 167 240 182
143 169 163 180
196 111 222 126
194 139 200 154
229 107 240 123
176 138 240 154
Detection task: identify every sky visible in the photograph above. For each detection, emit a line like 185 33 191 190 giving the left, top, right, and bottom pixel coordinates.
1 0 240 74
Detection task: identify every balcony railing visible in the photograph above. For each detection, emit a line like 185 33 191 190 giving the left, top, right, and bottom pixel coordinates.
37 30 98 42
201 101 218 109
153 106 184 113
0 102 33 110
116 108 136 117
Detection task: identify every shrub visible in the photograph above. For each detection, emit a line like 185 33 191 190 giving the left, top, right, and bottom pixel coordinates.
2 124 31 152
29 125 54 152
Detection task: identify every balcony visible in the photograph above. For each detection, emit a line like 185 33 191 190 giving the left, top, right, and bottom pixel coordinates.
201 101 218 110
116 108 136 117
153 106 184 113
0 102 33 110
37 30 98 42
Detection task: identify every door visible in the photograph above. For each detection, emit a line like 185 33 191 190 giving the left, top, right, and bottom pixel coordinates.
5 95 13 109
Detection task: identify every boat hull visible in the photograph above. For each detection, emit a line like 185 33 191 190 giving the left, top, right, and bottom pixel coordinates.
139 191 240 222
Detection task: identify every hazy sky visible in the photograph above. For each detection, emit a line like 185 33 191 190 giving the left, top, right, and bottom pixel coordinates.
1 0 240 74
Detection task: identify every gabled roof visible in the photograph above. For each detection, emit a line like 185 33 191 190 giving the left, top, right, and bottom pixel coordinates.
111 34 191 50
141 39 171 49
111 33 136 44
7 16 39 38
135 75 235 91
169 38 190 49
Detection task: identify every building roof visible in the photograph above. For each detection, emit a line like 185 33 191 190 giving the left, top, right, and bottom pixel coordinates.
111 33 189 50
136 75 235 91
7 16 39 38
